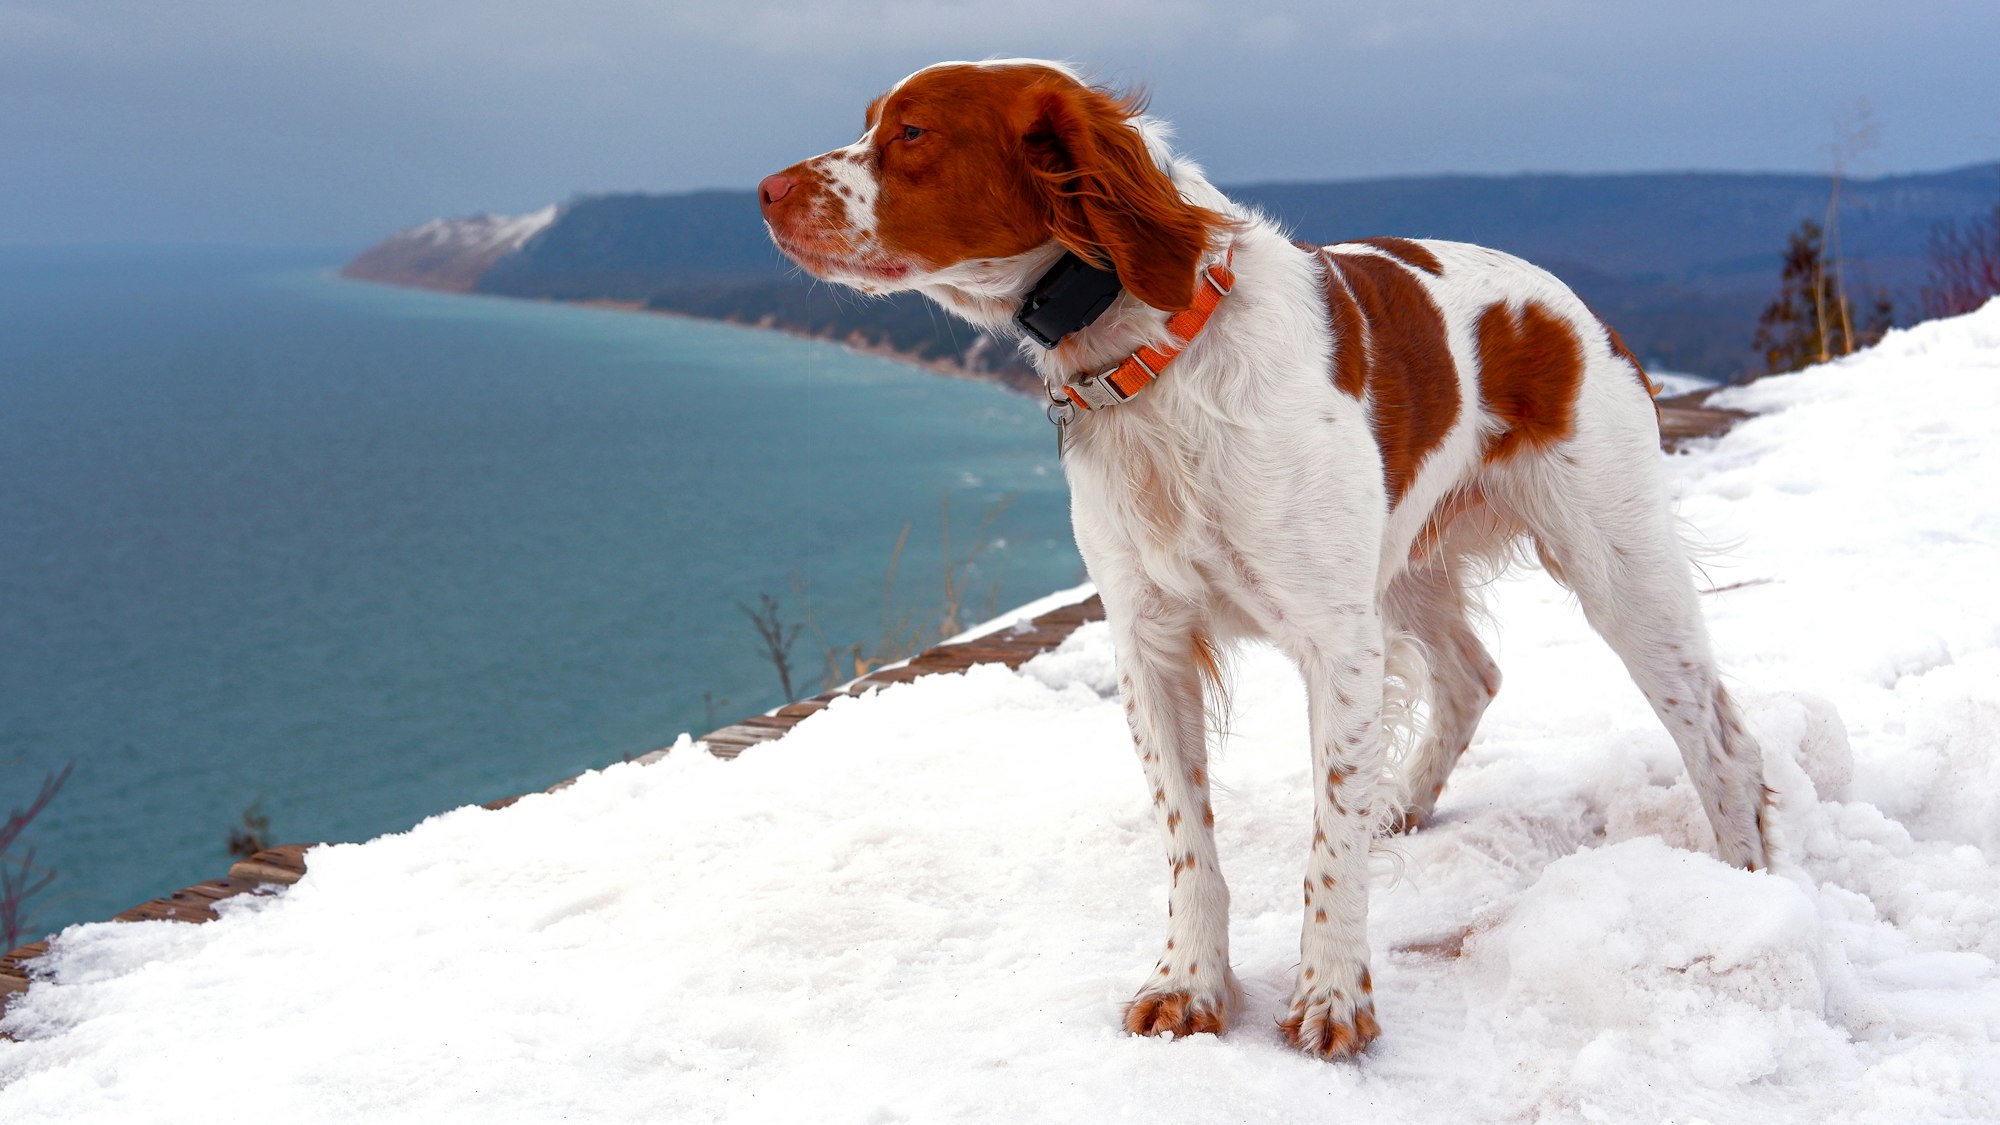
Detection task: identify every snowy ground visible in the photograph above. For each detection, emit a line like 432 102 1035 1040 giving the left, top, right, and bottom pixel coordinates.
1646 368 1720 397
4 304 1999 1123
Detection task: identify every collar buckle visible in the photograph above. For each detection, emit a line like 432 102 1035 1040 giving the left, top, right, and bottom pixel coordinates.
1062 363 1135 413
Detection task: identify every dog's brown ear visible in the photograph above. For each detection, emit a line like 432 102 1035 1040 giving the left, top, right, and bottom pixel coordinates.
1021 81 1226 312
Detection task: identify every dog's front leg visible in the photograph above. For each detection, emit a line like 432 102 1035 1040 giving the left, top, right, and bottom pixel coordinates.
1276 613 1387 1058
1107 587 1240 1038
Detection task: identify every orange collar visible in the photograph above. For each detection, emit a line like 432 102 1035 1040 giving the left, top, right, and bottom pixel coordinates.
1047 250 1235 424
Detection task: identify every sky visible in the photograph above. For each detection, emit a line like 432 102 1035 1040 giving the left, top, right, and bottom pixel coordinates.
3 0 1997 247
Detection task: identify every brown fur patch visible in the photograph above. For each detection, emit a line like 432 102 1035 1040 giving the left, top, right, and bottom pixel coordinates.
1341 236 1443 276
1314 253 1369 399
1477 300 1585 463
1189 632 1226 714
1326 251 1461 506
1125 991 1227 1037
1277 1005 1379 1058
1011 73 1229 309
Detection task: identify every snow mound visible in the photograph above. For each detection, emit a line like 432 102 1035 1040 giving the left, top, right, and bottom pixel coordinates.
5 305 2000 1122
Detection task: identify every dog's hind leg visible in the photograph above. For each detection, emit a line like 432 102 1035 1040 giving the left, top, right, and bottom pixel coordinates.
1382 560 1502 830
1103 583 1242 1039
1493 381 1771 870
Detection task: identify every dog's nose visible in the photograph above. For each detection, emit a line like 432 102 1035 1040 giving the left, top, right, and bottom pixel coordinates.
758 173 793 210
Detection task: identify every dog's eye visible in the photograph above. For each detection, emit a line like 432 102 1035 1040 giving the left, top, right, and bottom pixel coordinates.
899 125 925 142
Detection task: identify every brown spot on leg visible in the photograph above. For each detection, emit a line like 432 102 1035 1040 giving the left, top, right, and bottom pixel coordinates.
1278 1006 1380 1059
1125 991 1227 1037
1477 300 1585 463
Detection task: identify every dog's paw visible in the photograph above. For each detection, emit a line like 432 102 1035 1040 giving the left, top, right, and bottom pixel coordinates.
1278 965 1380 1059
1123 984 1232 1039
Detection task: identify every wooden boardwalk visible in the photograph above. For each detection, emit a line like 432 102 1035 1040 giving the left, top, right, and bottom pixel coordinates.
0 391 1742 1026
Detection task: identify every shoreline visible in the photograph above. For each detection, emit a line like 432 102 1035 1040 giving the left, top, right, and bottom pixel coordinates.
338 272 1042 399
566 297 1035 393
341 275 1744 440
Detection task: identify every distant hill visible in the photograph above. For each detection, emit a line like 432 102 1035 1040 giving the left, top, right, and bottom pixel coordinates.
343 165 1999 381
340 206 558 292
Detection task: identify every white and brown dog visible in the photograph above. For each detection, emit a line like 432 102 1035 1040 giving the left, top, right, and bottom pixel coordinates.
758 60 1770 1058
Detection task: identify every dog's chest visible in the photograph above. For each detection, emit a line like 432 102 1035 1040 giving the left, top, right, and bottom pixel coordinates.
1070 413 1209 536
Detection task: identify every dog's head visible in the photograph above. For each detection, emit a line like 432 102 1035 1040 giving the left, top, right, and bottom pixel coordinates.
758 61 1226 316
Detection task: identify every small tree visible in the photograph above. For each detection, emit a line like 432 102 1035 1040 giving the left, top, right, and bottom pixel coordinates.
3 764 73 950
1753 219 1892 375
1919 200 2000 320
737 592 803 701
226 799 272 860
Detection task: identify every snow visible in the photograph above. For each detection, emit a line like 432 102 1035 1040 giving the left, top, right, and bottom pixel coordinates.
401 205 560 256
5 303 2000 1122
1648 368 1720 397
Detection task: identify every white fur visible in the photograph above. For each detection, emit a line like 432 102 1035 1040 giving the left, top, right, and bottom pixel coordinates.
765 63 1773 1055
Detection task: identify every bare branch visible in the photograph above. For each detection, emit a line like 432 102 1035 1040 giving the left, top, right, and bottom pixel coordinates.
2 762 73 950
737 592 803 701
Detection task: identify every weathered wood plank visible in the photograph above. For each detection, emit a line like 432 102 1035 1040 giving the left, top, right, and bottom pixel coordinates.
1657 390 1750 451
0 939 50 996
227 843 314 886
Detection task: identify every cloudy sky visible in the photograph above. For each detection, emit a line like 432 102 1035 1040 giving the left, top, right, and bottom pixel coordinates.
4 0 1995 247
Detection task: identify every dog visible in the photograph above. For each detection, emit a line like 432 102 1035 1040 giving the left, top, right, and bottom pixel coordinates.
757 59 1771 1058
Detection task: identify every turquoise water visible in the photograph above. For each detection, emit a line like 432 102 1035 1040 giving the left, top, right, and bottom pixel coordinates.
0 248 1081 937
